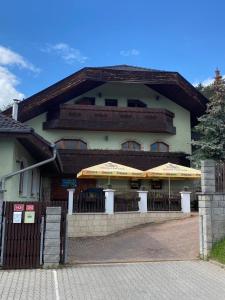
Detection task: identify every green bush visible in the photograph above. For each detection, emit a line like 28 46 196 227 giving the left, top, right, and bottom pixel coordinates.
210 238 225 264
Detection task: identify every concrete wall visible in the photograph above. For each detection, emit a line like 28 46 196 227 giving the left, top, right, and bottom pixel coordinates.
68 211 190 237
198 160 225 257
26 83 191 154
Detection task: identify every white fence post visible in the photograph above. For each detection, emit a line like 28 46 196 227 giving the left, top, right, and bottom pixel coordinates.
137 190 148 213
67 189 75 215
180 191 191 213
103 189 115 214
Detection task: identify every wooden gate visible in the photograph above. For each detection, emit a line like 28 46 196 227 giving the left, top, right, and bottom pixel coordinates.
1 202 44 269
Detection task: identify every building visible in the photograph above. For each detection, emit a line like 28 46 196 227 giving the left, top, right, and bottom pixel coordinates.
0 113 60 201
3 65 207 202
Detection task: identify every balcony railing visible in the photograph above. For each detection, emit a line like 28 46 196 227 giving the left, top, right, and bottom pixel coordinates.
43 104 176 134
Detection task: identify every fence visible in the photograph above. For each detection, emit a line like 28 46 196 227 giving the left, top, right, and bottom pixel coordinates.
215 161 225 192
114 191 140 212
74 189 105 213
147 192 181 211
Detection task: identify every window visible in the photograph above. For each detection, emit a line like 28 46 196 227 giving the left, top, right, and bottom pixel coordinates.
19 161 24 195
56 139 87 150
31 169 40 197
105 99 118 106
75 97 95 105
150 142 169 152
122 141 141 151
127 99 147 108
18 159 29 196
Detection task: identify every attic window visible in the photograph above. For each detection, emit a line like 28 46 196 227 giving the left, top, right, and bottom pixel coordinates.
127 99 147 108
56 139 87 150
105 99 118 106
75 97 95 105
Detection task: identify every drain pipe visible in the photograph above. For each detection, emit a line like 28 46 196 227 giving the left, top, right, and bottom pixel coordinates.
0 144 57 198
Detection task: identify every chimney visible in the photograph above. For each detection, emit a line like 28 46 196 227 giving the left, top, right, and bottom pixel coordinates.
12 99 20 121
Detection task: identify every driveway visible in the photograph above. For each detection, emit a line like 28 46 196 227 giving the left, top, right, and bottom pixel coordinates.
1 261 225 299
68 215 199 263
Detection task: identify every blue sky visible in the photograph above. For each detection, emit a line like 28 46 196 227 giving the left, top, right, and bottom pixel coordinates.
0 0 225 107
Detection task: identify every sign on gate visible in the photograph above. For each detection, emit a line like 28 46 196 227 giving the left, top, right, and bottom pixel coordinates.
24 211 35 223
14 204 24 212
13 211 22 223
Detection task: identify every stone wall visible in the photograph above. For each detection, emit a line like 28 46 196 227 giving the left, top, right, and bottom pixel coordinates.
43 207 61 267
68 211 190 238
198 160 225 258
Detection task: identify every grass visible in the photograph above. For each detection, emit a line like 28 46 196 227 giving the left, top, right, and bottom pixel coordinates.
210 239 225 264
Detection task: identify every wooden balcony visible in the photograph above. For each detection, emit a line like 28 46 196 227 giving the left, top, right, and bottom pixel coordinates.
57 149 188 174
43 104 176 134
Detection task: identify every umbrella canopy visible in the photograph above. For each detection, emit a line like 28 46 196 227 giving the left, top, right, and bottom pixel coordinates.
77 161 145 179
145 162 201 179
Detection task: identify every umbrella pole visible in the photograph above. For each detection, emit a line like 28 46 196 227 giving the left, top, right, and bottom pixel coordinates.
169 178 171 198
107 177 111 188
169 177 171 210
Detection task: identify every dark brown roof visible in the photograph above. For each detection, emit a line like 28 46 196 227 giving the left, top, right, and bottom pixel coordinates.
3 65 207 124
0 113 32 133
97 64 163 72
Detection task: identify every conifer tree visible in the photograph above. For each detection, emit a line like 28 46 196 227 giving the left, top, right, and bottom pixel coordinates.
192 69 225 162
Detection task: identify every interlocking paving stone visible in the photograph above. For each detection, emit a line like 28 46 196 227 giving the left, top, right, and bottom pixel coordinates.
0 261 225 299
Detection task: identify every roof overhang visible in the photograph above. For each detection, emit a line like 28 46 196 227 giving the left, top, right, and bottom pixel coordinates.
3 66 207 124
0 131 61 174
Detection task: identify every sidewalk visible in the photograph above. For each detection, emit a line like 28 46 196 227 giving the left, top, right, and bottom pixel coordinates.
1 261 225 299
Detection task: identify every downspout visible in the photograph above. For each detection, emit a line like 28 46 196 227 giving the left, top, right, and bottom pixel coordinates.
0 144 57 197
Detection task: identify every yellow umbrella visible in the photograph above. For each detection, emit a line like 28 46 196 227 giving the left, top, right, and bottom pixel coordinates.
77 161 145 186
145 162 201 197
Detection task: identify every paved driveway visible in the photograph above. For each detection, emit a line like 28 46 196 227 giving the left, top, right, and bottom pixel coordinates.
1 261 225 299
68 215 199 263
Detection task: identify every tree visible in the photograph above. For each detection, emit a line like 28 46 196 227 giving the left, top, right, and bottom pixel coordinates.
192 70 225 163
196 82 214 100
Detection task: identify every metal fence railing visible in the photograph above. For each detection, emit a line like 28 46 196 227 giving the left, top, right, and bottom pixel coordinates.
73 188 105 213
216 161 225 193
114 191 140 212
147 191 181 211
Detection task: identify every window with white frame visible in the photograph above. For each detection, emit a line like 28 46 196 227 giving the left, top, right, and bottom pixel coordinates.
31 168 40 197
18 158 29 196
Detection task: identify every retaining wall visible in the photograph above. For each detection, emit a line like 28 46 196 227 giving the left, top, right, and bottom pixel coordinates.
68 211 190 237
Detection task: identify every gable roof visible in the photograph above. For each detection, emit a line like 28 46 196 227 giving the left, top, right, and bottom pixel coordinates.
3 65 207 124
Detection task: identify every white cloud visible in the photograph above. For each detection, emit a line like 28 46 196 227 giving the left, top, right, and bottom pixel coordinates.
0 66 24 108
0 45 39 108
0 45 40 73
42 43 88 64
120 49 140 57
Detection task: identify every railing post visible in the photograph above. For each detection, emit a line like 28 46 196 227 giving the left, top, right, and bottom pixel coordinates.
103 189 115 214
180 191 191 213
137 190 148 213
67 189 75 215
